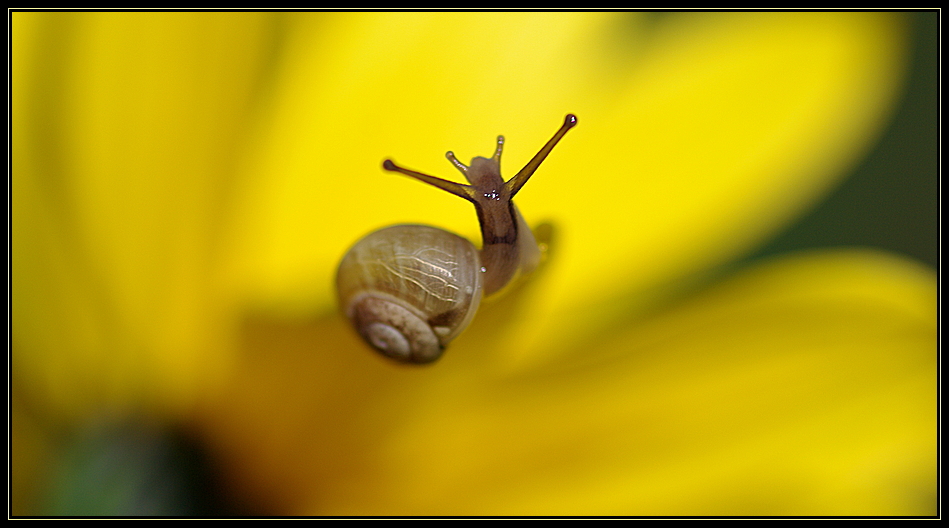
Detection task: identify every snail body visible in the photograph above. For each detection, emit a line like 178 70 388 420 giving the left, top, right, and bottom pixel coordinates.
337 114 577 363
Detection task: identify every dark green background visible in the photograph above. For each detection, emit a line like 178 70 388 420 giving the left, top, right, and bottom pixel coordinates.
745 11 938 269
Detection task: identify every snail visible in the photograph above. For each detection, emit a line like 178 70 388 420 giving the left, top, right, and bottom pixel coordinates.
336 114 577 364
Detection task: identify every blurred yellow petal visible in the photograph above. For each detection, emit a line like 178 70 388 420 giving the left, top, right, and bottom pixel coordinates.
13 10 909 415
13 12 282 420
227 12 908 366
196 249 934 515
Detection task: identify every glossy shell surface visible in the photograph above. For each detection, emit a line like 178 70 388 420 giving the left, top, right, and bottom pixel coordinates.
336 225 483 363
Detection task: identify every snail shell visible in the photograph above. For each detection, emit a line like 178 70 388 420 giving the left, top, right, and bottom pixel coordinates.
336 225 482 363
337 114 577 364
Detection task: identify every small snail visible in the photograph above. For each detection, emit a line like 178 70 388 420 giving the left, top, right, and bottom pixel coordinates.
337 114 577 364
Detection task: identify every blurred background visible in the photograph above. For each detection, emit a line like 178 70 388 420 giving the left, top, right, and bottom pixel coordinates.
12 12 937 517
745 12 935 269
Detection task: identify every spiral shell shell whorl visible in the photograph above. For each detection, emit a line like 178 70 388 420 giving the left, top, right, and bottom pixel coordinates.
336 225 483 363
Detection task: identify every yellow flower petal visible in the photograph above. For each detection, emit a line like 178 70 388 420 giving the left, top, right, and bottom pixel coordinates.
13 12 282 419
196 248 934 515
13 12 910 414
226 13 908 365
